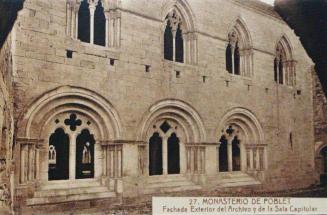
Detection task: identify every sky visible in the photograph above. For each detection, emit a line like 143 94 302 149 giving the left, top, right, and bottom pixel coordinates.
259 0 274 5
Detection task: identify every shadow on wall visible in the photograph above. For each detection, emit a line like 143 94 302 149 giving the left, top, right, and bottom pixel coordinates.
0 0 24 49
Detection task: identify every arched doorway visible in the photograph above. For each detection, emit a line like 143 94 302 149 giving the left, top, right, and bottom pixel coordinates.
76 129 95 179
147 120 185 176
149 132 163 176
48 128 69 180
218 125 243 172
216 108 266 175
46 113 99 181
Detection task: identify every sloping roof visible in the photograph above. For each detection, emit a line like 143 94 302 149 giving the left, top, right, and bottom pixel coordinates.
233 0 282 20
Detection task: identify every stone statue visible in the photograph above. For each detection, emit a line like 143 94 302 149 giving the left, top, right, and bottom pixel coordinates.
82 142 91 164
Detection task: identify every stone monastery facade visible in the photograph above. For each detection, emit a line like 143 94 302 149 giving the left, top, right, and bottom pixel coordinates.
0 0 318 213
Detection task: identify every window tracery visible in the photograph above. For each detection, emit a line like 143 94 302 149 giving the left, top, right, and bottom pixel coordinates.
163 8 197 64
226 20 253 77
66 0 121 48
274 37 296 86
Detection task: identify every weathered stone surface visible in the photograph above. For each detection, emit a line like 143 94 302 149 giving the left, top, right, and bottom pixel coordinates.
0 0 323 214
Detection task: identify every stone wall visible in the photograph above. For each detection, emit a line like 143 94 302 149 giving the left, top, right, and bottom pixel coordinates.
0 31 15 214
11 0 316 209
312 70 327 176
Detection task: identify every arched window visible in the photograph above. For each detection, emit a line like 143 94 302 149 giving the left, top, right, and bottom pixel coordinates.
78 0 90 43
78 0 106 46
164 10 184 63
164 20 174 61
274 36 296 86
67 0 121 47
219 125 241 172
225 19 253 77
94 0 106 46
163 6 197 65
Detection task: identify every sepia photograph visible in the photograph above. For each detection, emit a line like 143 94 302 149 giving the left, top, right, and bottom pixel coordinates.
0 0 326 214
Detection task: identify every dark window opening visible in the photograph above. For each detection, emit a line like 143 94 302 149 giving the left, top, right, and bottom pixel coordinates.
78 0 90 43
202 76 207 83
164 21 173 61
175 24 184 63
110 58 115 66
176 70 181 78
48 128 70 180
278 58 283 84
219 135 228 172
232 136 241 171
274 58 278 82
145 65 150 73
76 129 95 179
167 133 180 174
234 44 240 75
66 50 73 58
94 0 106 46
226 44 232 73
297 90 301 95
149 132 163 176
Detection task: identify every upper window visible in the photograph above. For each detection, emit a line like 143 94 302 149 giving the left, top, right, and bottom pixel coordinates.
274 36 296 86
163 6 197 65
164 10 184 63
225 19 253 77
66 0 121 48
78 0 105 46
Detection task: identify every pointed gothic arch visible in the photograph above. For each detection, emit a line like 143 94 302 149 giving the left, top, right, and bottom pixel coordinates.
274 35 296 86
162 0 197 64
226 18 253 77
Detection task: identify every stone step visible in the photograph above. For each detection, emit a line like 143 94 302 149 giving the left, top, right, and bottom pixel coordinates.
146 176 192 184
142 184 202 195
27 191 116 206
217 180 261 188
147 180 195 188
208 172 261 188
34 186 109 198
141 175 202 194
39 179 102 190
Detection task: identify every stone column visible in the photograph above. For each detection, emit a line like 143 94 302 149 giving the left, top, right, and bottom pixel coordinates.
163 138 168 175
256 148 260 170
115 12 121 47
74 3 80 39
249 148 254 170
109 12 115 47
172 30 177 62
28 145 34 181
66 2 72 36
20 144 27 184
89 3 96 44
227 137 233 172
183 33 187 63
231 46 235 75
216 143 220 172
193 34 198 64
105 12 110 47
69 133 76 180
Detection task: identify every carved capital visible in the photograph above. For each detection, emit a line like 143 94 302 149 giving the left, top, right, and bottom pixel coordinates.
228 30 238 46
